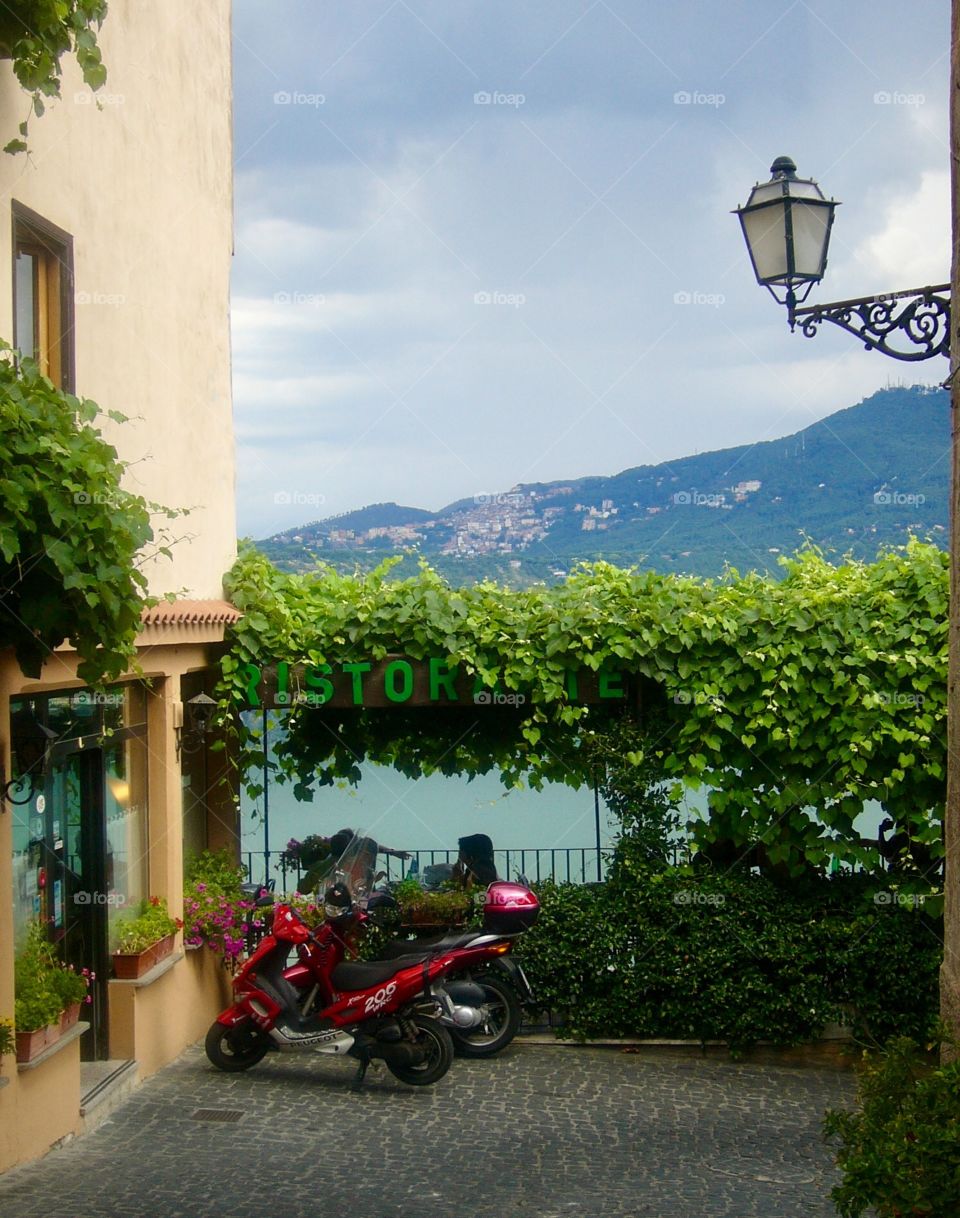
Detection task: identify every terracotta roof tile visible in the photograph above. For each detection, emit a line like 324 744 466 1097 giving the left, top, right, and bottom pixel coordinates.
140 599 243 626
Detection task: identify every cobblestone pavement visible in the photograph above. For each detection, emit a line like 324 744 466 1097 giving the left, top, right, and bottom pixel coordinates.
0 1042 854 1218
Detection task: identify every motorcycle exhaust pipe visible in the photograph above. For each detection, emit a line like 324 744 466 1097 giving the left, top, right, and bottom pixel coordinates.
447 1005 483 1029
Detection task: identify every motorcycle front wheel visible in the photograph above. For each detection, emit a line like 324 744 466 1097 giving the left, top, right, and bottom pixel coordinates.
205 1019 271 1072
386 1015 454 1086
451 974 522 1058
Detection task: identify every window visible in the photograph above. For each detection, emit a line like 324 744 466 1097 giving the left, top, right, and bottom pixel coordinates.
12 201 74 390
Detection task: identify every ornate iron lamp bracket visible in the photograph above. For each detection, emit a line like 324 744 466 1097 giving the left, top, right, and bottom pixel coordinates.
790 283 951 362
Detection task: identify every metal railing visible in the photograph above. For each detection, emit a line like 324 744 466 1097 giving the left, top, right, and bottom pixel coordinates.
241 846 615 894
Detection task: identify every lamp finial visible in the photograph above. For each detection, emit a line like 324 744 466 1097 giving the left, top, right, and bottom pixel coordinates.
770 156 797 178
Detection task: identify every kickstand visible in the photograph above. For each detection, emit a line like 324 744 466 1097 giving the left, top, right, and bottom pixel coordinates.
350 1055 370 1090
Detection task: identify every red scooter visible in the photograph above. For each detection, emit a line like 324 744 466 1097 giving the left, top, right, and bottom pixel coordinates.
205 836 539 1087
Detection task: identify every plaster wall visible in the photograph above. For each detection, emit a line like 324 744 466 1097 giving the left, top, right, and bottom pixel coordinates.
0 2 236 600
0 1039 83 1171
109 949 232 1081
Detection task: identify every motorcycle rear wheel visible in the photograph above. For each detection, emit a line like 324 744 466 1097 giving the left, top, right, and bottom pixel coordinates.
205 1019 271 1072
451 974 521 1058
386 1015 453 1086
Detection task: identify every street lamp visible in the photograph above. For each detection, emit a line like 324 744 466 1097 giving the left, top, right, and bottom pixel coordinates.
735 156 951 361
734 155 838 315
735 153 958 1043
175 691 217 759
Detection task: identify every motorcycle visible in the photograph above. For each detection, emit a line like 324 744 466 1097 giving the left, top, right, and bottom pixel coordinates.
205 834 539 1086
364 858 539 1057
370 907 537 1058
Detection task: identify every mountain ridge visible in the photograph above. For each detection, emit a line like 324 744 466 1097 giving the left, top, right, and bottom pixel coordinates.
259 384 949 582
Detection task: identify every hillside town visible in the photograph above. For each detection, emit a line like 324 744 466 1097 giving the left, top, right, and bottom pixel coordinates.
272 478 769 556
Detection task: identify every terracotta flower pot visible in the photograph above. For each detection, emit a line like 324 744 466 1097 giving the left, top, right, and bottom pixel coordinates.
13 1021 60 1062
403 903 468 927
15 1027 48 1063
112 932 176 980
59 1002 81 1033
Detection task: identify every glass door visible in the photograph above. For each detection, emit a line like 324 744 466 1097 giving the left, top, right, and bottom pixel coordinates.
51 748 109 1060
11 686 150 1062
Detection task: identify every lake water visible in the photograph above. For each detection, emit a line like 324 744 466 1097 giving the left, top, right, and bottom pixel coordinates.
237 720 883 888
239 760 627 876
238 714 625 860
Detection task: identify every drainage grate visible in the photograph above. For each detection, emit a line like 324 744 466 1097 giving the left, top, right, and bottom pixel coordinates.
190 1108 245 1123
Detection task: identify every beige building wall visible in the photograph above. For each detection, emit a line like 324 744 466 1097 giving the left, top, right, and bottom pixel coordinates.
0 3 238 1171
0 1 236 598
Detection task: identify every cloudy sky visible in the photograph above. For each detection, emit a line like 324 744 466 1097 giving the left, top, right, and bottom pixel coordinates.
231 1 951 538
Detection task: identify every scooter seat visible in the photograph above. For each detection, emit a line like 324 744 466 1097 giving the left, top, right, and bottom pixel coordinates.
376 931 485 961
331 955 427 992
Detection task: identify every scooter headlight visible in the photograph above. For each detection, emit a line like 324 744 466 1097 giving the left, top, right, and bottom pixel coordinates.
323 881 353 921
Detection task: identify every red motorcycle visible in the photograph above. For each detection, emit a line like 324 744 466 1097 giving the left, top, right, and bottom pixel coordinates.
205 838 539 1087
370 900 538 1058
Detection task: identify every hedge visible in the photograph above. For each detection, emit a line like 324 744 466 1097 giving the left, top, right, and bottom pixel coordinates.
515 872 940 1050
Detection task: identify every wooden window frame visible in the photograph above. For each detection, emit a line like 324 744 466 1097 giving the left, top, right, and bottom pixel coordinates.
12 200 75 392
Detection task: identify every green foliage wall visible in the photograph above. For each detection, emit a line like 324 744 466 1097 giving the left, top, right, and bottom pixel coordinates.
0 350 159 683
222 540 947 875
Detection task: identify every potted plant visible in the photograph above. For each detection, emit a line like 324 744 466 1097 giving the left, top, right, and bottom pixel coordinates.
183 849 258 966
393 877 472 928
283 835 333 892
51 964 92 1031
13 985 62 1061
13 922 64 1061
112 897 183 979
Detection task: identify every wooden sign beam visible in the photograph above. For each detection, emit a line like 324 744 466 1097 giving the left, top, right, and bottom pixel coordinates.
235 658 639 710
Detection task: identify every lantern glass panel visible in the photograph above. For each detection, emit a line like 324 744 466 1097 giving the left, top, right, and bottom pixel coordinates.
745 181 786 206
741 202 789 282
790 179 826 201
789 200 832 279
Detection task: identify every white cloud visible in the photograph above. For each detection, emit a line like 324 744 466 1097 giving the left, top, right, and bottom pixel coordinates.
852 169 950 288
231 1 951 538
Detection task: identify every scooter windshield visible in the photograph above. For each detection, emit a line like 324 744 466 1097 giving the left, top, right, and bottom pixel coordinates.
324 830 381 908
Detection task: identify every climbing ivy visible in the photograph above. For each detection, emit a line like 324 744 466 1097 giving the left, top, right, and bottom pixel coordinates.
221 539 947 878
0 347 175 684
0 0 108 154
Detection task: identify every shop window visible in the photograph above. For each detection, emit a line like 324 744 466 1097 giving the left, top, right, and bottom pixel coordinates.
104 736 149 946
181 675 211 865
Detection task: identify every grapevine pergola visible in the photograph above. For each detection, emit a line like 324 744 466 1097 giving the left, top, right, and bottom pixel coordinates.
220 541 948 881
